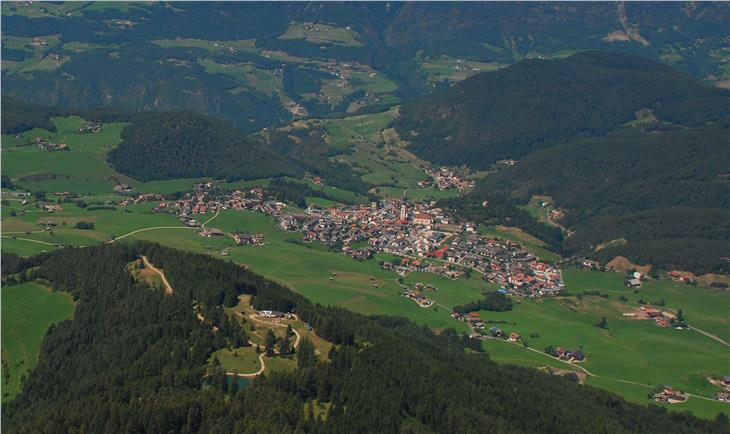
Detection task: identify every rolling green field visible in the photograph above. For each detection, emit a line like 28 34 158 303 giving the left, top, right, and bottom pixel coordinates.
279 22 363 47
472 268 730 418
1 283 75 402
1 116 132 194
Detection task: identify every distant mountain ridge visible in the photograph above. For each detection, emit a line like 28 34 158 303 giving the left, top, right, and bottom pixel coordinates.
394 51 729 169
2 2 729 131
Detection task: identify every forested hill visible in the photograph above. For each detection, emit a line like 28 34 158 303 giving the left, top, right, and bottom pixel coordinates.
107 111 301 182
394 51 729 169
470 124 730 274
2 244 728 433
408 51 730 274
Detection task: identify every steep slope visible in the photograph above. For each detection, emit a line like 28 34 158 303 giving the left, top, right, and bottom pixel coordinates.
2 244 727 433
394 51 729 168
474 125 730 274
107 111 301 182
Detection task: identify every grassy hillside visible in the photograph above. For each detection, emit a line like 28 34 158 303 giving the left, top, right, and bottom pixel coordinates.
1 282 75 401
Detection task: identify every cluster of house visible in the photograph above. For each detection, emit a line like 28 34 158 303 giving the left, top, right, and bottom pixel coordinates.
403 289 434 307
289 202 452 261
78 124 102 134
419 166 475 191
653 385 688 403
31 36 47 47
381 258 466 279
445 234 564 298
35 137 68 151
553 347 586 362
114 183 563 300
232 232 265 246
113 183 134 193
119 193 162 207
452 311 523 342
709 376 730 401
150 184 287 228
39 202 63 213
622 305 677 328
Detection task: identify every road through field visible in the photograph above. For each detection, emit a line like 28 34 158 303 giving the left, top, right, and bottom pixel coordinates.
1 236 56 247
689 326 730 347
107 226 196 243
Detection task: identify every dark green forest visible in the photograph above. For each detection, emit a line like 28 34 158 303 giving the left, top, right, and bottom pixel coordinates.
394 51 729 169
107 111 301 182
2 244 728 433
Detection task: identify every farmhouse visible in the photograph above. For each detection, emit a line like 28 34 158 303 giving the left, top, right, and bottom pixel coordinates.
233 233 264 246
625 278 642 288
114 183 134 193
654 385 688 403
489 326 503 337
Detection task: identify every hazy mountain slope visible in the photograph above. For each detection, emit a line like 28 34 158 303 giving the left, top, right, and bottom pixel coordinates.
2 2 728 131
394 51 729 168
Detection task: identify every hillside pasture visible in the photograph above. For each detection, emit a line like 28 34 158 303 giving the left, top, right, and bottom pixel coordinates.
1 283 75 402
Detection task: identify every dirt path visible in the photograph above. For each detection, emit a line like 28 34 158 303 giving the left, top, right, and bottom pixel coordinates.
108 226 196 243
689 326 730 347
201 210 220 228
141 255 173 295
228 352 266 378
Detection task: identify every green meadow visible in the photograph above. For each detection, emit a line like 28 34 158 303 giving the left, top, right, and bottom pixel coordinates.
1 283 75 401
1 116 131 194
468 268 730 418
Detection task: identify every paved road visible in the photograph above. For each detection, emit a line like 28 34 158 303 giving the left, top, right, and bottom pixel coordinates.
1 236 56 247
107 226 196 243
